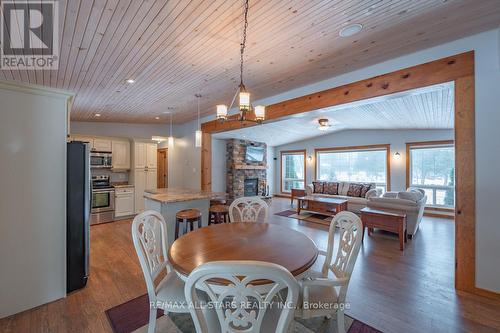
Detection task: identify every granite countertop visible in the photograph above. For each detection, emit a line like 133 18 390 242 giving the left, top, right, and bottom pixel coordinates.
111 182 135 188
143 188 227 203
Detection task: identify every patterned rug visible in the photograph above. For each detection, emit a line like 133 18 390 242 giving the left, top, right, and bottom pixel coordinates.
275 209 333 226
105 294 381 333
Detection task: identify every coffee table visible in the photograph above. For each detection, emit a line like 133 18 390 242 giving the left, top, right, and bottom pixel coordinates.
296 196 348 217
360 207 407 251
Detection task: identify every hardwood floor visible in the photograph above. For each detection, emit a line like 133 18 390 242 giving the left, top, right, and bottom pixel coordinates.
1 197 500 333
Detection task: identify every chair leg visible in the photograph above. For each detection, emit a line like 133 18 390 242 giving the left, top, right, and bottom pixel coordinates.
148 308 157 333
174 219 180 240
183 218 188 235
198 216 202 228
337 309 345 333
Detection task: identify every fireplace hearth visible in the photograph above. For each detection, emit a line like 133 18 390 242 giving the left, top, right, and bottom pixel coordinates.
244 178 259 196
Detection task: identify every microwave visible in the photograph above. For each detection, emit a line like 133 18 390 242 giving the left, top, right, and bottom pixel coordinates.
90 152 112 168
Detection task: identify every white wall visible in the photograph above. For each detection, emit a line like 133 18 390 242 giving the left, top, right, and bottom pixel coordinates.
0 81 72 318
172 28 500 292
273 129 454 194
211 138 227 193
170 121 202 189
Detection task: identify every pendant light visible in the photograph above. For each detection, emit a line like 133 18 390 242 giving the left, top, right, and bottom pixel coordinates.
215 0 265 124
168 112 174 147
195 94 202 148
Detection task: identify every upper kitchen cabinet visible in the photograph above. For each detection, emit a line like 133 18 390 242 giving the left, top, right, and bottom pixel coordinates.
111 140 130 170
132 141 157 169
93 138 112 152
72 135 94 145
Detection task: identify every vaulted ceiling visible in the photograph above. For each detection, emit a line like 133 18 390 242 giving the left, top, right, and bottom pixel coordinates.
212 82 454 146
1 0 499 124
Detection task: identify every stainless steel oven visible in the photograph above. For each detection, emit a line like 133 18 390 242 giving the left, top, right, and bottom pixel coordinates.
90 152 112 169
91 175 115 224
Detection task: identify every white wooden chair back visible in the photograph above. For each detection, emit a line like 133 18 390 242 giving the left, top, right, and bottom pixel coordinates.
132 210 170 301
228 197 269 223
321 211 363 301
185 261 299 333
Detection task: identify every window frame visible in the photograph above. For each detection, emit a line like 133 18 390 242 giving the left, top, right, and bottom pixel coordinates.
280 149 307 194
406 140 455 209
314 144 391 191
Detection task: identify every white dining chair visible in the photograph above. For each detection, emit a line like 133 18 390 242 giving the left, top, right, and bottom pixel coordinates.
185 261 299 333
131 210 190 333
228 196 269 223
295 211 363 333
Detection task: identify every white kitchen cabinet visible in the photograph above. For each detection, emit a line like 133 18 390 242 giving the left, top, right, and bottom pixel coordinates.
134 142 147 169
115 188 135 217
146 168 157 189
132 169 157 213
146 143 157 168
112 140 130 170
72 135 94 145
93 138 112 152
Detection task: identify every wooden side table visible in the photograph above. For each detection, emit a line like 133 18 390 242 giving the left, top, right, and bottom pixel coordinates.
360 207 407 251
290 188 306 206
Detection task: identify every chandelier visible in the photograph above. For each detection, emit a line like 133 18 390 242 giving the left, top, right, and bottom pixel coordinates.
215 0 265 124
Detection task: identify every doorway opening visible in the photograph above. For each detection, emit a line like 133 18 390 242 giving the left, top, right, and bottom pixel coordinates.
157 148 168 188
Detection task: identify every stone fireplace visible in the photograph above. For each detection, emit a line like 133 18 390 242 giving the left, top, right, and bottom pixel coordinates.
226 139 267 201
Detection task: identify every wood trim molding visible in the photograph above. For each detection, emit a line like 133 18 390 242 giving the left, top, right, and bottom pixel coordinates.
313 144 391 191
280 149 307 194
405 140 455 189
200 51 475 294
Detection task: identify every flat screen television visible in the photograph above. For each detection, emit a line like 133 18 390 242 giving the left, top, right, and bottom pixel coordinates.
245 146 265 162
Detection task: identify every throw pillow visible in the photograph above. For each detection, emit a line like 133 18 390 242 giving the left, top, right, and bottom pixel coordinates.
359 183 374 198
323 182 339 195
347 183 363 197
312 181 324 194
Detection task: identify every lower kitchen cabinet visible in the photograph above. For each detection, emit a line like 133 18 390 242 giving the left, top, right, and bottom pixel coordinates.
133 169 157 213
115 187 135 217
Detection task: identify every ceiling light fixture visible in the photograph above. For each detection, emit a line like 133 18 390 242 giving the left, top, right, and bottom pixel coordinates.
126 79 135 84
94 113 101 117
195 94 202 148
317 118 331 131
155 116 160 120
215 0 265 124
339 23 363 37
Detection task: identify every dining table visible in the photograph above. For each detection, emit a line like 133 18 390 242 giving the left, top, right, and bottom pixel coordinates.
167 222 319 283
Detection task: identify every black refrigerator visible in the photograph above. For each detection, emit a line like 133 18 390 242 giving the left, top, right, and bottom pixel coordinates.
67 141 91 292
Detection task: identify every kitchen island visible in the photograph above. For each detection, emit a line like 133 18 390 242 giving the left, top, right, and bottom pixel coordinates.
144 188 226 245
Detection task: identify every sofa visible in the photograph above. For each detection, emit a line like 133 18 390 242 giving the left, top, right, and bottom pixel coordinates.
305 181 382 213
367 187 427 236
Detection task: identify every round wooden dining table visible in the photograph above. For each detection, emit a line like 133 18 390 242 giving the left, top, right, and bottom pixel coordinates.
168 222 318 281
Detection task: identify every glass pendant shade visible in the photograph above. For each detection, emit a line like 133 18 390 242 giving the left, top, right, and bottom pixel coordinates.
239 91 250 110
168 136 174 146
254 105 265 121
216 104 228 120
195 130 202 147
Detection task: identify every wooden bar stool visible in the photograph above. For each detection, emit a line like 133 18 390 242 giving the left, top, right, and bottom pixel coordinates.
175 209 202 239
210 199 227 206
209 205 230 225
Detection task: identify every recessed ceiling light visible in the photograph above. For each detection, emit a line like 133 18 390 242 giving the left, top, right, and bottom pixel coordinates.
94 113 101 117
155 116 160 120
339 23 363 37
126 79 135 84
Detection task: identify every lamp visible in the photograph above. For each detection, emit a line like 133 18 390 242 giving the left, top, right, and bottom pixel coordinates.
394 152 401 160
195 94 202 148
214 0 265 124
168 112 174 146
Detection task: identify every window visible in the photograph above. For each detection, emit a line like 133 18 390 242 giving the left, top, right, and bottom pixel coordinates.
407 141 455 208
281 150 306 193
316 145 389 192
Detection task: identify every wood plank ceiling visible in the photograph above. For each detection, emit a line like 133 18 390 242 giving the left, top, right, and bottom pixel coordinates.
212 82 455 146
1 0 499 124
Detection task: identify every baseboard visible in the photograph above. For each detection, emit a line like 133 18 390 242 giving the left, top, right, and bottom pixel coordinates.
424 212 454 219
474 287 500 301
